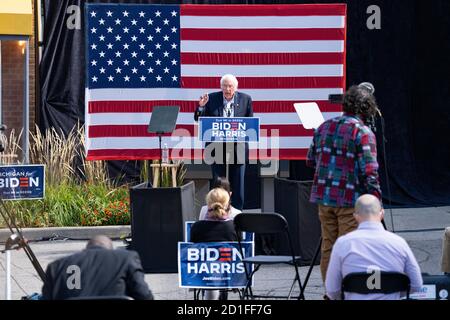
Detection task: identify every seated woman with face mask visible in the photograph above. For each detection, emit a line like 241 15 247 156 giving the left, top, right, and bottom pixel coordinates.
198 176 242 221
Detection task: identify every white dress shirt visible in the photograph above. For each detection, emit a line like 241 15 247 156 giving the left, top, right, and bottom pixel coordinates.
222 98 234 117
325 221 423 300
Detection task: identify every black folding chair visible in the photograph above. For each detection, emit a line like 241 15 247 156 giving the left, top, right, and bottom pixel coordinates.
193 288 244 300
234 212 307 300
341 271 411 300
67 295 133 300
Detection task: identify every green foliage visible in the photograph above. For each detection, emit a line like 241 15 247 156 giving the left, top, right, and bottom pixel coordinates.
0 125 130 228
0 125 189 228
80 185 130 226
3 184 130 228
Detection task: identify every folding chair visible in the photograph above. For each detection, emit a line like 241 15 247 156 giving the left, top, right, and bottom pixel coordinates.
193 288 243 300
341 271 411 300
234 212 307 300
67 295 133 300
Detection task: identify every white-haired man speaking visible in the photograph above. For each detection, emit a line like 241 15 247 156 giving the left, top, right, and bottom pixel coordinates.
194 74 253 210
325 194 423 300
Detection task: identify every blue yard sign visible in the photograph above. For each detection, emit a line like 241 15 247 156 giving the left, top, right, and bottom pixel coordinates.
199 117 260 142
178 241 254 289
0 165 45 200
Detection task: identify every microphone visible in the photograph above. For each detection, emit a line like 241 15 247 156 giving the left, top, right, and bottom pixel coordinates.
228 103 234 117
0 124 7 131
224 102 233 117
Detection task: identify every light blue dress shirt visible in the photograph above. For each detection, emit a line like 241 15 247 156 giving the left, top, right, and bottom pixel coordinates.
325 221 423 300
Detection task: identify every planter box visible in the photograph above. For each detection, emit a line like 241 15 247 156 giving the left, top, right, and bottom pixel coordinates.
274 178 321 264
130 181 195 273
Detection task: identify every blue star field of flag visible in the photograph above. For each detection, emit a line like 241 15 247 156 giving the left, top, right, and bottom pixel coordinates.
86 4 181 89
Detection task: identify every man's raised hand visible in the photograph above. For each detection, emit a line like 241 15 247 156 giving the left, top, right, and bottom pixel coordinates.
199 93 209 107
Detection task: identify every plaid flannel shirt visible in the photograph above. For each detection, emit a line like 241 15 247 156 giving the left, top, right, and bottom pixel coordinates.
306 114 382 207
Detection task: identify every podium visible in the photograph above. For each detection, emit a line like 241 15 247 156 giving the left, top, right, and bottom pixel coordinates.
198 116 259 181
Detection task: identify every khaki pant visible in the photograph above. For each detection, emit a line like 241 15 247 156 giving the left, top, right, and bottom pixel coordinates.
441 227 450 273
318 205 358 282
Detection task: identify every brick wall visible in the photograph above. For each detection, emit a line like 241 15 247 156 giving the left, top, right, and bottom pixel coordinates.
1 5 37 159
2 41 24 134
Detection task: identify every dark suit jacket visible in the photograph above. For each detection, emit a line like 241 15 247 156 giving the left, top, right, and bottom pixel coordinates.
194 91 254 164
41 246 153 300
190 220 238 243
194 91 253 121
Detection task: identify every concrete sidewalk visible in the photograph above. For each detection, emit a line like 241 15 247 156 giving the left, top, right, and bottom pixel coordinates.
0 206 449 300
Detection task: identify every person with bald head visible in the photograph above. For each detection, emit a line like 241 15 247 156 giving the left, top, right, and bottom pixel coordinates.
325 195 423 300
42 235 153 300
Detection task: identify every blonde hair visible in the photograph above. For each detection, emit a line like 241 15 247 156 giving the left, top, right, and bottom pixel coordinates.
206 188 230 219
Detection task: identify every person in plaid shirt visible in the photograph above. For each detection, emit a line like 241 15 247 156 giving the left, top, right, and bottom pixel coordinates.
307 84 382 282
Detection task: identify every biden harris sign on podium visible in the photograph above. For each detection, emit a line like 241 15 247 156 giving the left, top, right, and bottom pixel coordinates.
0 165 45 200
198 117 260 143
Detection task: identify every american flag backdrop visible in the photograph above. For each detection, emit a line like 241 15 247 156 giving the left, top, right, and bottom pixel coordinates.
85 4 346 161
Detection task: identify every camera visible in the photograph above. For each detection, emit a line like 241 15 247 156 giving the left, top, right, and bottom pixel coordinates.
328 94 344 104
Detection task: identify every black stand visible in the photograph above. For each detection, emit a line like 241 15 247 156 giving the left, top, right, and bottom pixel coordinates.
147 106 180 187
0 199 46 282
378 113 393 231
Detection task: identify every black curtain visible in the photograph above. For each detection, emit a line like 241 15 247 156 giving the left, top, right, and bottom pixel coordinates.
289 0 450 207
40 0 450 207
40 0 168 183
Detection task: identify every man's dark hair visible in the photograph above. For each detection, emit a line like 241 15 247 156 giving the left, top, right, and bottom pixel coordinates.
211 176 231 193
343 85 379 119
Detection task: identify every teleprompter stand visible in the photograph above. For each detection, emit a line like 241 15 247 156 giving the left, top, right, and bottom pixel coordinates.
147 106 180 187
